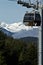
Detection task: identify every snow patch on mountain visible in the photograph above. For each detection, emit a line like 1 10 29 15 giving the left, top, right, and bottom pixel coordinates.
0 22 8 28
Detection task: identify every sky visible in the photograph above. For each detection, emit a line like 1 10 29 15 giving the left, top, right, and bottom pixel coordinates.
0 0 42 24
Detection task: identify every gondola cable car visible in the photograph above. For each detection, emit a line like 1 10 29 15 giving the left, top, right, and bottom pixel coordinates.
23 10 41 26
17 0 41 26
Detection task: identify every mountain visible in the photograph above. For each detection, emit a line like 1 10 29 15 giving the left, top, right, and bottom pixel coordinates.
0 27 13 36
20 37 38 43
0 22 39 39
0 28 38 65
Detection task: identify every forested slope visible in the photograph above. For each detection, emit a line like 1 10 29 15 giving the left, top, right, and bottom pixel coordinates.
0 30 38 65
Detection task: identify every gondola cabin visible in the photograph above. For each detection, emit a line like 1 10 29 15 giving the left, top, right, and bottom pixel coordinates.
23 11 41 26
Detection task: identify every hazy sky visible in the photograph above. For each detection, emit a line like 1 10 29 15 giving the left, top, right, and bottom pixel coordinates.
0 0 42 24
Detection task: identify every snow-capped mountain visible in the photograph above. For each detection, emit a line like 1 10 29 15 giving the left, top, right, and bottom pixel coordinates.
0 27 13 36
0 22 39 39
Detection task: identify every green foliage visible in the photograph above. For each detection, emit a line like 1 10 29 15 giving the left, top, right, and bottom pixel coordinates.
0 30 38 65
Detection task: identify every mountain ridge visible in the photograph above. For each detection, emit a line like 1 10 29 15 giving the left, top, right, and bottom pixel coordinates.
0 22 39 39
